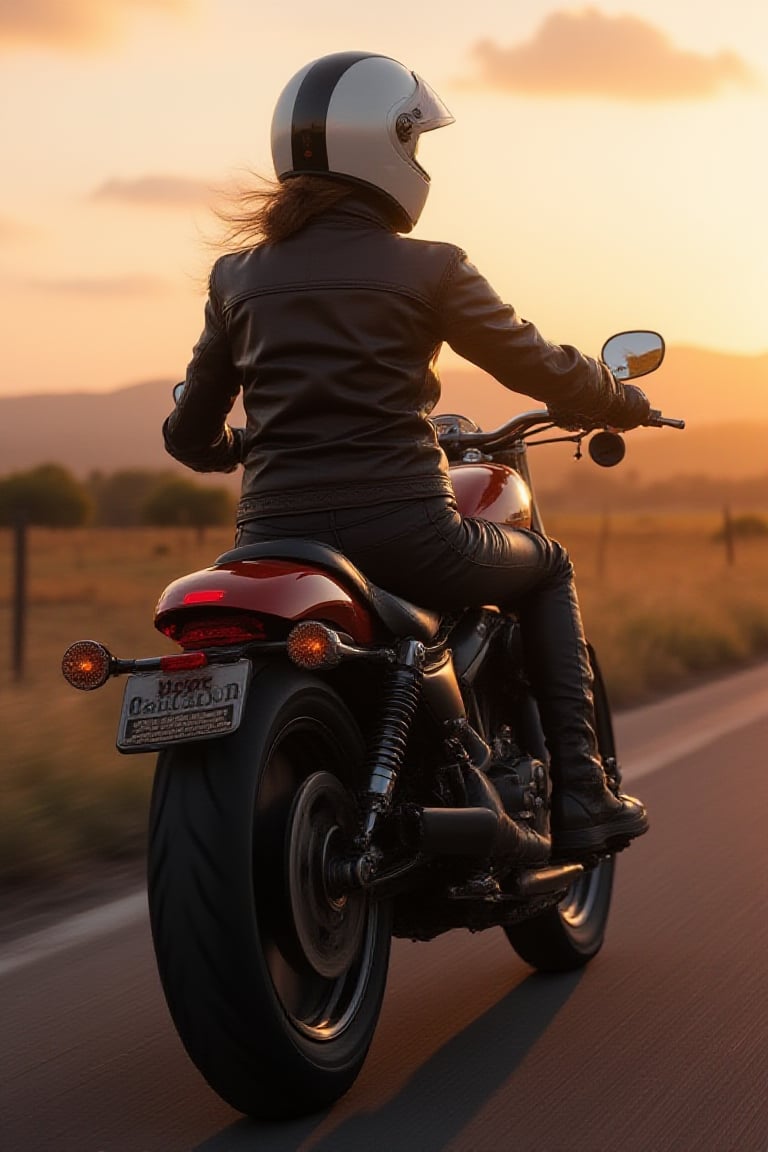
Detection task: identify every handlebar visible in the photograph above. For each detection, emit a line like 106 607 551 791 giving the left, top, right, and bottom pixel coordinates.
435 406 685 450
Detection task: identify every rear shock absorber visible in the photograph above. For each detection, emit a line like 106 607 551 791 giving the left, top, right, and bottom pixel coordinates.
357 638 425 850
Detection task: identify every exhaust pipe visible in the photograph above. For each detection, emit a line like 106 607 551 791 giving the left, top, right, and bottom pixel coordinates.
418 807 499 856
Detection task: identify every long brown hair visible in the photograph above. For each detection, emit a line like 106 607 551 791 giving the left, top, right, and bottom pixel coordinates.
213 173 356 250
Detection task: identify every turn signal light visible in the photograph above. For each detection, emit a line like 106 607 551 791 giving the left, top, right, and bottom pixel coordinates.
61 640 113 690
287 622 341 669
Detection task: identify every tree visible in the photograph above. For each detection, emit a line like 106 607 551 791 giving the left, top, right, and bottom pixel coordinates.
0 464 91 527
142 478 234 536
87 468 178 526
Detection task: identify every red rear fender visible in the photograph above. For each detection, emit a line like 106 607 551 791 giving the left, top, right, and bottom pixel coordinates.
154 559 376 643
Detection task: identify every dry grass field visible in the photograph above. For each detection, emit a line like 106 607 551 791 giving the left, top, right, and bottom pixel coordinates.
1 517 767 883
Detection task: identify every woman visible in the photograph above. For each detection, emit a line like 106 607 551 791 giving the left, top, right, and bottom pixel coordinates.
164 51 649 858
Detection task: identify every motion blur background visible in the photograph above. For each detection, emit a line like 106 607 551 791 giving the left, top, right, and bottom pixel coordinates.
1 0 767 885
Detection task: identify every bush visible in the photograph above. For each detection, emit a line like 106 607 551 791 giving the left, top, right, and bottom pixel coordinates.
87 468 177 527
0 463 91 527
142 477 234 529
712 513 768 541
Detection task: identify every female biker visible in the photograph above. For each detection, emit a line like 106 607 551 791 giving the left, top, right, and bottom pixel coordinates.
163 51 649 860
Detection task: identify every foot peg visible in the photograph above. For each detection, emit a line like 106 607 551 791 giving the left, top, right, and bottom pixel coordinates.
447 868 502 901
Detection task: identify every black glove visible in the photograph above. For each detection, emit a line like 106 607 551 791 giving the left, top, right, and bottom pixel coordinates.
602 383 651 431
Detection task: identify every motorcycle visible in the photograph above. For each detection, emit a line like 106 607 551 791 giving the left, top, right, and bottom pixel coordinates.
62 330 682 1119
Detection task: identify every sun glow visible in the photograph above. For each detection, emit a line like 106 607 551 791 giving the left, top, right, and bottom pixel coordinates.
1 0 766 399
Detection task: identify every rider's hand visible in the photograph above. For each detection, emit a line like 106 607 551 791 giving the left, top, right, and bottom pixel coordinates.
231 427 247 464
603 383 651 431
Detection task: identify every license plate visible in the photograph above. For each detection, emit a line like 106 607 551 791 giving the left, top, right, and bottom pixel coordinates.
116 660 251 753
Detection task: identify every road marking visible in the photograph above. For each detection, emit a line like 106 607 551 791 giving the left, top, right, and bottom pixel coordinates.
0 891 147 980
616 662 768 782
1 663 766 978
620 703 767 781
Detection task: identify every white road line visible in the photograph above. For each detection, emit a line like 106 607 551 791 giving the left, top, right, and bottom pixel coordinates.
0 891 147 980
2 663 766 978
616 661 768 782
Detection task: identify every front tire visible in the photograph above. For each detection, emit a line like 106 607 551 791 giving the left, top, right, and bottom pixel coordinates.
504 649 616 971
147 665 391 1118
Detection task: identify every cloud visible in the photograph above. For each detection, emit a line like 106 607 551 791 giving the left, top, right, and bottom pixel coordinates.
91 174 214 208
464 8 759 101
27 274 171 297
0 214 34 242
0 0 190 51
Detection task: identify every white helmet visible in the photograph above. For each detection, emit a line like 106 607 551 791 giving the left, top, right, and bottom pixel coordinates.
271 52 455 231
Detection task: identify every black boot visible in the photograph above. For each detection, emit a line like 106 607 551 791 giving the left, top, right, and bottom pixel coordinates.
447 763 551 901
515 545 649 859
550 764 648 858
462 763 551 866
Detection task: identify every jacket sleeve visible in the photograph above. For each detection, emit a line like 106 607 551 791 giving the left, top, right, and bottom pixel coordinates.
437 251 622 421
163 266 243 473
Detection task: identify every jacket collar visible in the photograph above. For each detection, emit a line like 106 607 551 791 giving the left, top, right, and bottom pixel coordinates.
316 194 398 232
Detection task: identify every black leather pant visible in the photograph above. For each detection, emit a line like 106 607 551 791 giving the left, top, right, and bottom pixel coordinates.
236 495 601 779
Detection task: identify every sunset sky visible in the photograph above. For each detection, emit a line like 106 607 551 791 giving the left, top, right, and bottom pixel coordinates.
0 0 766 398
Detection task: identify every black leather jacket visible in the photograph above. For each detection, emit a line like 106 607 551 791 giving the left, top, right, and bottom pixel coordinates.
164 197 629 521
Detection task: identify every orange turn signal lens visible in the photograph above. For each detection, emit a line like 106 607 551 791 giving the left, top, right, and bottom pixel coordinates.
61 640 113 690
286 622 341 669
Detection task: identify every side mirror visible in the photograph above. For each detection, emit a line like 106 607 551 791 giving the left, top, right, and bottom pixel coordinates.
173 382 186 405
601 331 665 380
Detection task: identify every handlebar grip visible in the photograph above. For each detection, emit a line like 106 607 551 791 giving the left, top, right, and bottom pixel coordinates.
646 410 686 429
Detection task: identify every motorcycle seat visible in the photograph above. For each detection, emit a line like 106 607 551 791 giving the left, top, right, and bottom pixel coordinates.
214 539 442 643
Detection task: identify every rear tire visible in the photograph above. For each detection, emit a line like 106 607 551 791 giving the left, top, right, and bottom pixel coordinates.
147 665 391 1118
504 649 617 972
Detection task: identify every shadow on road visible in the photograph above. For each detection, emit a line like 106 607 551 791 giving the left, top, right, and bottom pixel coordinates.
192 968 584 1152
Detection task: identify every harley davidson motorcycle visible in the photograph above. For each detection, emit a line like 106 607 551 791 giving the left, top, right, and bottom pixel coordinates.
62 330 682 1119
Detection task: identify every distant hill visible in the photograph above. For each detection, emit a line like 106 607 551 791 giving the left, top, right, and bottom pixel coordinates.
0 346 766 484
438 344 768 438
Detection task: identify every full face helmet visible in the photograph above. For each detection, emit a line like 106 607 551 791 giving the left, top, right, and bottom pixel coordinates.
270 51 455 232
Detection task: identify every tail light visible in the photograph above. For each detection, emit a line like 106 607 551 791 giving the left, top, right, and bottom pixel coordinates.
158 613 267 649
159 652 208 672
62 640 113 690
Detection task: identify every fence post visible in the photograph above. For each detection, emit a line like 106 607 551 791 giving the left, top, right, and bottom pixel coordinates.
595 508 611 581
12 512 28 680
722 505 735 567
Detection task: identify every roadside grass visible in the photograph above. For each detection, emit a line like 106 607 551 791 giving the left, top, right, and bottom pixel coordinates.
0 527 230 883
2 517 768 883
550 513 768 706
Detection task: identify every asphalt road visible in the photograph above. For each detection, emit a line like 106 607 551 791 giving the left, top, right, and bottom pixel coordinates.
2 663 768 1152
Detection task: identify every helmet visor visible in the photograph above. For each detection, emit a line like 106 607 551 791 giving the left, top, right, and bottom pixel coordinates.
409 73 455 135
393 73 454 181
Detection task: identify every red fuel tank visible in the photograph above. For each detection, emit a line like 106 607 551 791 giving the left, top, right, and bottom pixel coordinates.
449 463 532 528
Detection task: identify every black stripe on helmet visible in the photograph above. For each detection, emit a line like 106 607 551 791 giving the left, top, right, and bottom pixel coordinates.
290 51 384 172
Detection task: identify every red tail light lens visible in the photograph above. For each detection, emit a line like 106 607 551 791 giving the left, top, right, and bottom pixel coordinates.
160 652 208 672
182 590 226 605
159 614 267 649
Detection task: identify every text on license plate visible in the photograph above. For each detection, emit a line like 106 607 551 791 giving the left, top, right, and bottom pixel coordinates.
116 660 251 753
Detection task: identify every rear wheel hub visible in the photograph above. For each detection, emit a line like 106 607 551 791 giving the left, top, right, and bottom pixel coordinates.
287 771 366 979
